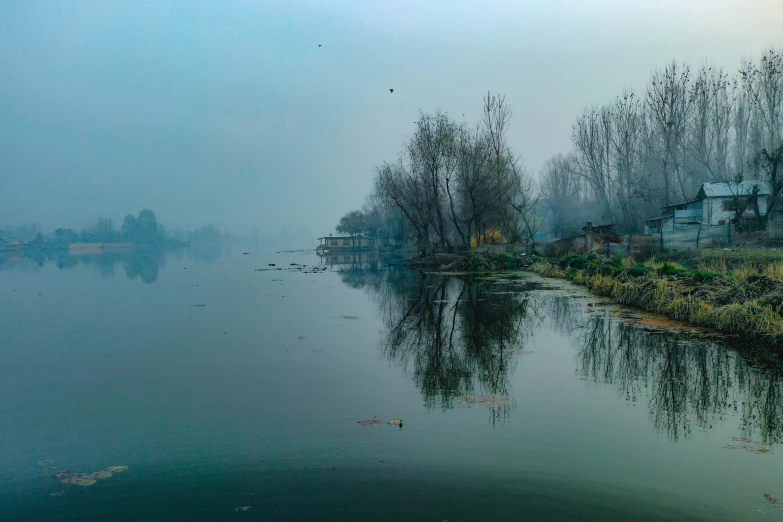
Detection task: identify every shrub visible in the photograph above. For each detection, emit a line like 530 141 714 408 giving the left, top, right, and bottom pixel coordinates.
612 250 623 268
693 270 720 283
596 262 615 276
561 256 590 270
657 262 686 277
628 264 648 277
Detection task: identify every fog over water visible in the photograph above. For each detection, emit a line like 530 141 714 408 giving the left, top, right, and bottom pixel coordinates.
1 1 781 235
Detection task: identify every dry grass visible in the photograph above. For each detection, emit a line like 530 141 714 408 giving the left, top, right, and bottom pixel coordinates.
732 265 760 283
533 258 783 343
765 261 783 279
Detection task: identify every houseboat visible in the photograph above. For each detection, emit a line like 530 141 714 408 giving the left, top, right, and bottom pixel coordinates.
316 235 389 252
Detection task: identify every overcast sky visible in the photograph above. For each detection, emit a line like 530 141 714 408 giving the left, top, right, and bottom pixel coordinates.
1 0 781 236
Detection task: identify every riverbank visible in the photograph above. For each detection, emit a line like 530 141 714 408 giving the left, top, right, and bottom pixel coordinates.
533 252 783 345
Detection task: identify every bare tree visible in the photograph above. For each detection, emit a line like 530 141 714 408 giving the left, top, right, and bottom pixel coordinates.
445 124 496 249
375 160 434 255
740 48 783 213
687 65 735 183
646 60 694 204
408 111 459 252
540 153 582 238
610 89 651 230
572 105 614 220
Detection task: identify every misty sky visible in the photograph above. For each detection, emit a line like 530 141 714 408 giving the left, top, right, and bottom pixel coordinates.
1 1 781 236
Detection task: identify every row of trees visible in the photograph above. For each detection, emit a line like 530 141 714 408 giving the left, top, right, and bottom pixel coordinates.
542 47 783 235
3 212 233 253
337 94 540 254
51 209 171 246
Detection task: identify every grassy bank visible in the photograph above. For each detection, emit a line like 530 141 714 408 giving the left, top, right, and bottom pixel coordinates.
533 251 783 344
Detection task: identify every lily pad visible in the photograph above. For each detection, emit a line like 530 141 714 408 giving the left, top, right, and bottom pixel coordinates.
107 466 128 473
764 494 781 509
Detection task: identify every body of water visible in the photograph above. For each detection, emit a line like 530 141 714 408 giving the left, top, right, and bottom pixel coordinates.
2 248 782 520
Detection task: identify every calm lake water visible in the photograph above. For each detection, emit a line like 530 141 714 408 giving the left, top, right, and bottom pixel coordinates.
2 247 783 521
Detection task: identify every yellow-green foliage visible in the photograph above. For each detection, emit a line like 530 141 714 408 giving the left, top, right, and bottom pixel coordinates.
765 261 783 280
731 265 759 283
532 262 565 278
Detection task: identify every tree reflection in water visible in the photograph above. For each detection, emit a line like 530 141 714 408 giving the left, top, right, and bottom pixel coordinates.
343 266 783 439
577 314 783 443
341 267 547 425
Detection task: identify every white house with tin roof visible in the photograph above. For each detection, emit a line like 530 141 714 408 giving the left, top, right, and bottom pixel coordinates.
698 181 772 225
647 181 771 234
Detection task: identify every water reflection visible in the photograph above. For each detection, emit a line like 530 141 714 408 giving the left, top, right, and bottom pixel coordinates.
577 315 783 443
0 246 220 284
349 267 783 439
345 269 548 424
318 251 380 269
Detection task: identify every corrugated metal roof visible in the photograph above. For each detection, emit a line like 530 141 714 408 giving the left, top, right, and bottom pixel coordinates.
675 208 702 219
661 199 700 209
700 181 772 198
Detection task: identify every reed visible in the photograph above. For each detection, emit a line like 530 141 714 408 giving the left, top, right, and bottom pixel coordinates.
533 256 783 343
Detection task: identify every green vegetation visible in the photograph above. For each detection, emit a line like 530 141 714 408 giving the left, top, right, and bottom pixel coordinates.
656 262 688 277
628 264 649 278
534 252 783 344
458 252 531 271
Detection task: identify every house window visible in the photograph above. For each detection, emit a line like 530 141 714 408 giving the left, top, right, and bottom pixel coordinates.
718 219 726 225
722 200 737 212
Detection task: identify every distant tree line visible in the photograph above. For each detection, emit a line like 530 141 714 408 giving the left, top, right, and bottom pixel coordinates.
1 210 234 251
49 209 172 246
336 93 540 255
540 46 783 236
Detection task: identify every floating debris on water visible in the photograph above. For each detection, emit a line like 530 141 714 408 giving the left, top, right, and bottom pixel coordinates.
339 316 359 320
388 419 403 427
236 506 252 512
256 264 328 274
45 464 129 491
451 395 511 408
357 417 382 427
38 460 55 466
722 439 773 454
764 494 781 509
49 491 65 497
